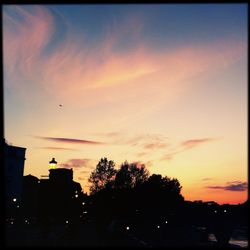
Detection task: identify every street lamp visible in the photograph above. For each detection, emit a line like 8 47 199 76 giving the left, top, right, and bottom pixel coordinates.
49 158 57 169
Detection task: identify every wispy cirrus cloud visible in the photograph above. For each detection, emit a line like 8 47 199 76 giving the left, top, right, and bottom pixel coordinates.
95 132 168 147
93 132 122 138
92 132 169 161
136 151 148 158
97 133 217 162
36 146 78 151
181 138 217 150
202 178 213 181
3 5 54 87
206 181 248 192
60 158 95 169
135 141 169 159
161 137 218 161
32 135 104 145
115 133 167 146
3 5 246 111
161 151 181 161
143 142 169 150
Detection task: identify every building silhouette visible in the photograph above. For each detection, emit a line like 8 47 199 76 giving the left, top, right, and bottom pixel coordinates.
22 175 39 220
22 158 86 224
4 139 26 216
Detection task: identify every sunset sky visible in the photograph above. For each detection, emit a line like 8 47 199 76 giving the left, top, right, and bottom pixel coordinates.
3 4 247 204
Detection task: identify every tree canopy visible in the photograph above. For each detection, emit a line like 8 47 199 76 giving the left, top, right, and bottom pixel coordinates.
114 161 149 189
88 158 184 219
88 158 116 195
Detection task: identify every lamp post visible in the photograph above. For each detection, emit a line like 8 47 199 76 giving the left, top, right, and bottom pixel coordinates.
49 158 57 169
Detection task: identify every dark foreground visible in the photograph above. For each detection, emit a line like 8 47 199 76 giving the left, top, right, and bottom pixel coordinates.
5 220 247 248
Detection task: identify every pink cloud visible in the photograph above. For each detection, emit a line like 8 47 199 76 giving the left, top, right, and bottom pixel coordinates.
206 181 247 192
181 138 216 150
37 146 78 151
135 141 169 158
32 135 104 145
60 158 94 169
3 6 54 86
160 137 218 161
136 152 148 158
93 132 122 138
3 5 246 112
39 38 246 113
161 150 181 161
143 142 169 150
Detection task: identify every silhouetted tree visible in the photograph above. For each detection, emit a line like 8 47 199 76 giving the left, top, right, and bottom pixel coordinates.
88 158 116 195
88 161 149 221
114 161 149 189
146 174 182 194
88 159 185 227
138 174 184 216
